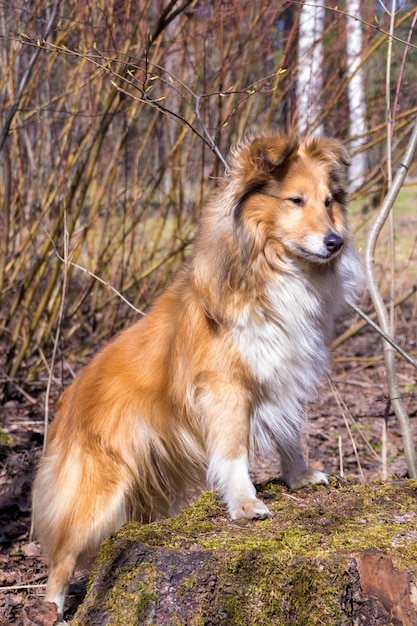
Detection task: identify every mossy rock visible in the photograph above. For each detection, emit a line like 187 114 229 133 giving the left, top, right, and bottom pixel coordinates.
72 479 417 625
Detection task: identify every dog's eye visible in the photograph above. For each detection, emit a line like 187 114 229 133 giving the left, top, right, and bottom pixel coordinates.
290 197 303 206
324 197 332 208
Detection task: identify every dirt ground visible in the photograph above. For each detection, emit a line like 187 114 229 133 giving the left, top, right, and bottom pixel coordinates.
1 302 417 625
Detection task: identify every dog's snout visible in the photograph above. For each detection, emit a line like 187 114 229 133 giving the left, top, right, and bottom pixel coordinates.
324 232 343 253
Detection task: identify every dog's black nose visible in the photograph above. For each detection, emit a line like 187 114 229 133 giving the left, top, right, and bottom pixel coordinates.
324 232 343 253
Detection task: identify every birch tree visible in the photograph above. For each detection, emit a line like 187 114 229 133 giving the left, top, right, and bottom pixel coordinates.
296 0 325 136
346 0 367 189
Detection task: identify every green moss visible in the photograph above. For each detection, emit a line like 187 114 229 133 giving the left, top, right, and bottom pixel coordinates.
178 570 197 592
74 480 417 625
0 427 15 447
134 580 158 620
85 556 158 625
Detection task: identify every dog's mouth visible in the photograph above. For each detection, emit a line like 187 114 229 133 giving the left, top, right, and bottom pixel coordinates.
291 243 343 264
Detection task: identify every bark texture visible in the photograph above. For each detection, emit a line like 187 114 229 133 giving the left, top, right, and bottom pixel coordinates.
72 480 417 625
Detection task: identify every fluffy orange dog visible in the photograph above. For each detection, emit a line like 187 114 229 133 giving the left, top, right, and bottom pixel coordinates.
33 134 363 619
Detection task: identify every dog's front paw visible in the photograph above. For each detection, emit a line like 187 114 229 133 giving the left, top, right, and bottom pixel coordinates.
286 469 328 490
229 498 272 520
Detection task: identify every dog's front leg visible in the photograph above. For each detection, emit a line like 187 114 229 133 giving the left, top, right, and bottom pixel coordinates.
209 450 271 520
203 388 271 520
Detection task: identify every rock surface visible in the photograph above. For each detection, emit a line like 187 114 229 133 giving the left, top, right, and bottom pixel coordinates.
72 479 417 625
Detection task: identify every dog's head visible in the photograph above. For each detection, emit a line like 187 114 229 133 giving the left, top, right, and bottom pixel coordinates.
229 134 351 269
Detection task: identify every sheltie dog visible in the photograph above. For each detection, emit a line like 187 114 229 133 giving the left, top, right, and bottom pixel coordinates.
33 134 363 620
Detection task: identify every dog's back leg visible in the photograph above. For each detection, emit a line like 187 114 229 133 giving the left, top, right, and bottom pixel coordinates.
44 553 77 621
42 489 129 620
33 452 130 621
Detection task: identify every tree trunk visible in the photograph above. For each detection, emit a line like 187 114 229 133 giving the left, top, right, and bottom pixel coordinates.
72 480 417 625
297 0 325 136
346 0 367 190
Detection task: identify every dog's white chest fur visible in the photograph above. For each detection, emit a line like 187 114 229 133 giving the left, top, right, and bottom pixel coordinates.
233 278 329 389
231 274 336 456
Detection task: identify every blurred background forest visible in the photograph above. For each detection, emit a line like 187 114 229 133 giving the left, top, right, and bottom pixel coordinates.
0 0 416 409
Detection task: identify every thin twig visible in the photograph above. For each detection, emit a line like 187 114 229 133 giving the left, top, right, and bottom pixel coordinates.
329 378 397 481
195 94 228 171
338 435 344 478
43 215 69 452
289 1 417 50
1 374 37 404
332 286 416 349
43 227 145 316
330 379 366 484
349 302 417 370
391 8 417 135
0 584 47 592
0 0 62 153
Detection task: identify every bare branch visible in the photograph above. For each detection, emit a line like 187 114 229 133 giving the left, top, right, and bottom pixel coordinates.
364 115 417 478
349 302 417 370
0 0 62 153
289 1 417 50
48 236 146 317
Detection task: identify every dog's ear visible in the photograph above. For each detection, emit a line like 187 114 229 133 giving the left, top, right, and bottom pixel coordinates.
228 135 298 222
304 137 351 168
328 140 351 167
229 136 299 213
235 135 299 178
